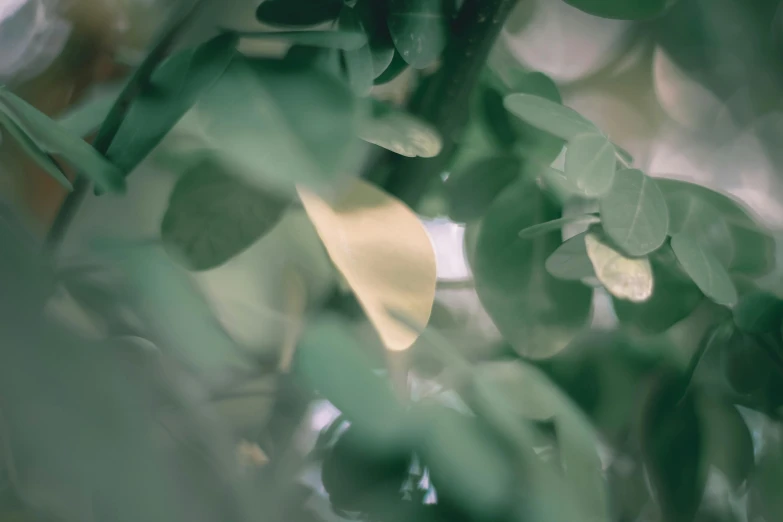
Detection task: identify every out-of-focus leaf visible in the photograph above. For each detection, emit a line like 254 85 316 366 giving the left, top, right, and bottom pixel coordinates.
160 162 290 271
57 83 122 138
720 328 774 396
475 361 609 522
355 0 396 78
387 0 447 69
504 93 597 141
699 396 754 489
585 230 653 302
666 194 733 267
298 180 436 351
671 233 737 307
733 292 783 335
358 108 441 157
256 0 343 26
545 232 596 281
106 32 238 176
519 215 599 239
0 88 123 192
599 169 669 256
373 50 408 84
641 370 706 522
565 133 616 198
232 29 367 50
563 0 679 20
748 440 783 522
474 177 593 359
339 8 375 96
445 155 521 222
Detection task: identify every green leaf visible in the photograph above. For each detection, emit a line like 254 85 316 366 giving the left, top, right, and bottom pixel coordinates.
445 155 521 222
373 50 408 84
256 0 343 26
354 0 396 78
503 93 598 141
641 371 705 522
613 246 703 334
545 232 596 281
106 32 238 175
0 112 72 190
720 328 773 396
666 193 733 267
160 162 290 271
565 133 616 198
0 89 124 193
57 84 122 138
518 215 599 239
387 0 448 69
339 8 375 96
171 55 363 196
231 29 367 50
585 230 653 303
733 292 783 335
474 177 593 359
358 108 441 157
563 0 678 20
599 169 669 256
671 233 738 307
699 397 754 489
748 441 783 522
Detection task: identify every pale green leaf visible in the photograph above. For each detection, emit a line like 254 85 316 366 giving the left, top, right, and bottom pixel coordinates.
358 109 441 157
519 215 599 239
585 231 653 303
565 133 616 198
599 169 669 256
666 193 733 267
387 0 448 69
503 93 597 141
671 232 738 306
545 232 596 281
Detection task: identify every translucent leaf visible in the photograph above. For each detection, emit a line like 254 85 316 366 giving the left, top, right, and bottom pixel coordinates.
387 0 448 69
565 133 616 198
545 232 596 281
503 93 597 141
599 169 669 256
358 109 441 157
160 162 290 271
585 231 653 303
671 232 737 307
256 0 343 26
298 180 437 351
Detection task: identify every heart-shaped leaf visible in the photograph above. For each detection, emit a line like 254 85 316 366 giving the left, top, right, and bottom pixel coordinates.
585 231 653 302
599 169 669 256
358 108 441 157
563 0 678 20
504 93 597 141
671 232 737 307
545 232 596 281
297 180 437 351
474 177 593 359
387 0 448 69
256 0 343 26
445 155 521 222
565 133 616 198
160 162 290 271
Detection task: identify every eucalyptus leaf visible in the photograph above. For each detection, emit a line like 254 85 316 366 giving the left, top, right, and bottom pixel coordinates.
563 0 679 20
519 215 599 239
474 177 593 359
160 162 290 271
106 32 238 176
387 0 448 69
585 231 653 303
599 169 669 256
0 89 124 193
545 232 596 281
256 0 343 26
565 133 616 198
445 155 521 222
503 93 598 141
358 109 441 157
232 30 367 50
733 292 783 335
671 233 738 307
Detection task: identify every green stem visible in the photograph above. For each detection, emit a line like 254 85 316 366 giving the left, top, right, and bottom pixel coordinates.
376 0 517 208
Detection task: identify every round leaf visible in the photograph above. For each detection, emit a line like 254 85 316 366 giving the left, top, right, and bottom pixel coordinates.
565 133 616 198
671 233 738 307
563 0 678 20
503 93 597 141
358 109 442 157
387 0 448 69
585 231 653 302
599 169 669 256
160 163 290 271
297 180 437 351
256 0 343 27
545 232 596 281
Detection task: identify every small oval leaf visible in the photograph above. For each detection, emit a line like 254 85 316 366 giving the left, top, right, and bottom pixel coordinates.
503 93 598 141
671 232 738 307
387 0 448 69
545 232 596 281
565 133 616 198
599 169 669 256
585 231 653 303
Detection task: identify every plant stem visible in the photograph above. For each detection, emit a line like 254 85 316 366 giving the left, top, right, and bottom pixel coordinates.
376 0 517 208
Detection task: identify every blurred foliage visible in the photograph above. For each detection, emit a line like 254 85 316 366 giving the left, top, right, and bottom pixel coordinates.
1 0 783 522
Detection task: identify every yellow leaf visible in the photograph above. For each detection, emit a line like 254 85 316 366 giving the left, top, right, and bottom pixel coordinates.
297 180 437 351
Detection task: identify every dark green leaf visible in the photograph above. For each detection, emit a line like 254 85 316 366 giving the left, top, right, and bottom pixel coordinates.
160 162 290 271
748 441 783 522
0 89 124 193
339 8 375 95
585 230 653 302
445 155 521 222
474 177 593 359
232 30 367 50
256 0 343 26
373 50 408 84
57 83 122 138
699 397 754 489
503 93 598 141
518 215 599 239
720 329 774 395
106 32 238 175
733 292 783 335
387 0 448 69
641 371 705 522
354 0 396 78
565 133 616 198
563 0 679 20
599 169 669 256
284 44 342 77
671 233 737 307
544 232 596 281
358 108 441 157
